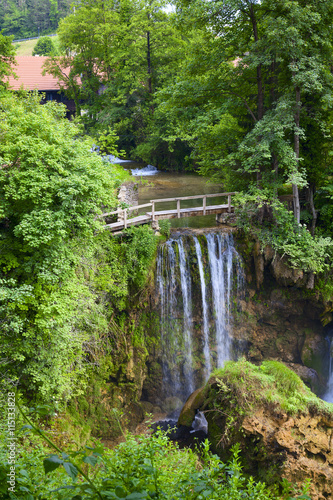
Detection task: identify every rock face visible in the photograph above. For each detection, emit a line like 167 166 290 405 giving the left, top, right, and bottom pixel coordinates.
233 232 331 393
241 410 333 500
179 361 333 500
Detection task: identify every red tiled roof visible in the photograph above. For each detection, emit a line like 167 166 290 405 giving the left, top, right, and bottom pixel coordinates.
8 56 61 91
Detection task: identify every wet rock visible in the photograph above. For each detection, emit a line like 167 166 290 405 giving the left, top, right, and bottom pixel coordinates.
263 245 275 264
301 333 328 379
177 387 206 427
140 401 154 415
253 240 264 289
271 255 307 287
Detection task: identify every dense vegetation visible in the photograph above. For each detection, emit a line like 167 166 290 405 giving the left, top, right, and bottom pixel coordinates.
0 416 311 499
1 0 333 497
0 0 71 39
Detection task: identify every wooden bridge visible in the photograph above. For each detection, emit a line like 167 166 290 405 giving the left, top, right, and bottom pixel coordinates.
98 192 236 233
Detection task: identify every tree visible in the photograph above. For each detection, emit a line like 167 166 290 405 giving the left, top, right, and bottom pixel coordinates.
0 91 122 400
0 0 71 38
166 0 333 224
0 31 16 88
32 35 57 56
46 0 186 166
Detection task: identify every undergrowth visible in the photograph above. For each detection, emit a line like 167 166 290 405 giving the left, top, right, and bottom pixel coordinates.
0 403 311 500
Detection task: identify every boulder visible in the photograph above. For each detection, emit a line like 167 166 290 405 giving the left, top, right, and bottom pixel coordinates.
161 396 183 414
201 360 333 500
177 387 206 427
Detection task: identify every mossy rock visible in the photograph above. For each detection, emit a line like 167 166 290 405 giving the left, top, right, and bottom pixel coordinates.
301 333 328 379
177 387 206 427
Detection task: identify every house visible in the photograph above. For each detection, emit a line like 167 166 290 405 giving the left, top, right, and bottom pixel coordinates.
7 56 76 118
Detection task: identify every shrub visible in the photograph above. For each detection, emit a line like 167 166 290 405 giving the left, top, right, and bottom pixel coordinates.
32 36 57 56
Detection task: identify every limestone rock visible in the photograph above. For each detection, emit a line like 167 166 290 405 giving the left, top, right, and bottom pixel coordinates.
241 410 333 500
271 255 307 287
199 370 333 500
253 240 264 289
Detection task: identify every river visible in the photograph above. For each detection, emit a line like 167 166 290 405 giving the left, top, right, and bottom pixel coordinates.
122 162 224 229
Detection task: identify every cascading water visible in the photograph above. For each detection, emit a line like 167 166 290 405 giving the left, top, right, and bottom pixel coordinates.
156 230 244 402
323 336 333 403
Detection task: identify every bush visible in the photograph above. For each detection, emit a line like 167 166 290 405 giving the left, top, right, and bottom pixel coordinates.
234 190 333 274
32 36 57 56
0 413 310 500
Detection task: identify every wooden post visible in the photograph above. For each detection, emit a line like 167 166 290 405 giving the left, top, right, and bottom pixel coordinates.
228 195 231 213
203 196 206 215
177 199 180 218
152 201 155 221
124 208 127 229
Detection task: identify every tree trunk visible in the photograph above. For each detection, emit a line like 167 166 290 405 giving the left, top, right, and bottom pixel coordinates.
249 3 264 186
147 29 152 95
293 84 301 223
307 184 317 236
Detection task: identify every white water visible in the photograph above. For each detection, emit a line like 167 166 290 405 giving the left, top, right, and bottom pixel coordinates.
323 337 333 403
157 231 244 401
157 240 181 397
194 237 211 381
131 164 159 176
206 233 234 367
178 238 195 395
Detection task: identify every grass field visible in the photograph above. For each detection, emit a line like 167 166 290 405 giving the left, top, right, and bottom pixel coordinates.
13 36 59 56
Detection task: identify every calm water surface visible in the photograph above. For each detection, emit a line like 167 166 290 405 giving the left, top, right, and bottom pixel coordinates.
123 163 223 229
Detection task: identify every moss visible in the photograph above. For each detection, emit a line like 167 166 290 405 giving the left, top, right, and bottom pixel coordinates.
208 358 333 420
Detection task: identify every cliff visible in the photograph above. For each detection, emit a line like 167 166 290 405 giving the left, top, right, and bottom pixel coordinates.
178 359 333 500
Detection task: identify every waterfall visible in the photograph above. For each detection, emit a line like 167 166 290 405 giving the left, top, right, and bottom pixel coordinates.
323 337 333 403
194 237 211 381
157 230 244 402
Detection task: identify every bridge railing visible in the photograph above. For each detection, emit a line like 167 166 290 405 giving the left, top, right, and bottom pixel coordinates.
149 192 236 220
98 202 153 228
97 192 236 227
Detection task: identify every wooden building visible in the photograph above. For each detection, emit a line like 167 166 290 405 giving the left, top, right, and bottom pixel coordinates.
7 56 76 118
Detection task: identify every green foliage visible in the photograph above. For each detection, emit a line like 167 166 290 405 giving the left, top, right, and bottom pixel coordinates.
158 219 171 238
0 0 71 38
96 127 122 156
0 91 129 401
32 36 57 56
0 401 310 500
122 226 158 290
46 0 187 167
234 191 333 273
0 32 16 88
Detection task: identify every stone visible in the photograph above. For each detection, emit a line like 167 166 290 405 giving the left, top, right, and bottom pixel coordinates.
271 255 307 287
139 401 154 415
301 333 329 379
177 387 206 427
253 240 264 289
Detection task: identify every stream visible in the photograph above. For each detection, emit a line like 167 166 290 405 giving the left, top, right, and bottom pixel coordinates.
122 162 224 229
